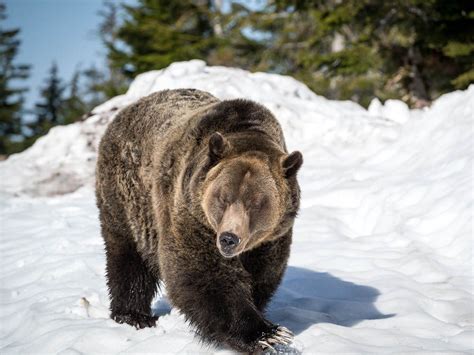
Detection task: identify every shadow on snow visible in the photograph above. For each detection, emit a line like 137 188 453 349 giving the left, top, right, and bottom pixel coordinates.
267 266 395 334
151 266 394 335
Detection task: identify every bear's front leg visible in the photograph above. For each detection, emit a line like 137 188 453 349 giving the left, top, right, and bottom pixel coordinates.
161 242 293 352
103 230 159 329
241 231 292 312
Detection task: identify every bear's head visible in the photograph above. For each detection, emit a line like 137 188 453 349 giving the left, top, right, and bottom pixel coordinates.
202 132 303 258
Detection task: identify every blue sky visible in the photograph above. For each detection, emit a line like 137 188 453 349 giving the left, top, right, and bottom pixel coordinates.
4 0 135 111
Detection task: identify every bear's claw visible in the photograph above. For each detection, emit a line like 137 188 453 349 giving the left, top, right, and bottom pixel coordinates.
112 312 158 329
258 325 294 352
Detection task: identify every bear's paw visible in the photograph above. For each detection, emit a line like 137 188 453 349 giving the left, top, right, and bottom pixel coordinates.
112 312 158 329
257 325 299 354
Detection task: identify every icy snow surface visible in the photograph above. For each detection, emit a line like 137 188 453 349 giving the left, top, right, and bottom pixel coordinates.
1 60 473 353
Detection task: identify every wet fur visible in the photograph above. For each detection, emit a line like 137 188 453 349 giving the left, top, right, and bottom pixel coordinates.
96 89 301 352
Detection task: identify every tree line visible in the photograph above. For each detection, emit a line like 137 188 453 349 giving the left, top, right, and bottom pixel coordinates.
1 0 472 156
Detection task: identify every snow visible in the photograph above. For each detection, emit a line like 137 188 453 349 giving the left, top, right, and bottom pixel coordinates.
1 60 473 353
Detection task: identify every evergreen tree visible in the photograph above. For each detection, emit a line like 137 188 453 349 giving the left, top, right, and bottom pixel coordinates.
94 1 129 99
106 0 263 78
108 0 216 77
0 3 30 155
26 65 102 149
245 0 474 106
82 65 110 108
30 62 66 137
62 69 88 125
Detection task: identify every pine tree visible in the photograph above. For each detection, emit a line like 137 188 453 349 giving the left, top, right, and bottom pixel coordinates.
94 1 129 99
81 65 109 108
0 3 30 155
106 0 216 77
106 0 263 78
30 62 66 137
62 69 88 125
244 0 473 106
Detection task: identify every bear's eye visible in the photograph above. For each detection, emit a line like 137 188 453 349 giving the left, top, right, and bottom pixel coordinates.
253 196 268 210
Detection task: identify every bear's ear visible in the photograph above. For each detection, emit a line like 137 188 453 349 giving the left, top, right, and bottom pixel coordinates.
281 151 303 178
208 132 229 162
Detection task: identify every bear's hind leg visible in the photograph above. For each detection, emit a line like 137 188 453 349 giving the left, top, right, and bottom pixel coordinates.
104 231 159 329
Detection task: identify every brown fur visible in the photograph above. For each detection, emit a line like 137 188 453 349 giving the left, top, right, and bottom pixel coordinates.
96 89 302 352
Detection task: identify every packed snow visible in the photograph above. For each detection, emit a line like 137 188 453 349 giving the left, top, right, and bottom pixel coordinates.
1 60 473 353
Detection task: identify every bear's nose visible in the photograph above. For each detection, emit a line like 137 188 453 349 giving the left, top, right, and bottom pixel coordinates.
219 232 240 251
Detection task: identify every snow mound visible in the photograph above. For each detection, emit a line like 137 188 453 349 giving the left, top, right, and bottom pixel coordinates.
1 61 473 353
2 59 398 196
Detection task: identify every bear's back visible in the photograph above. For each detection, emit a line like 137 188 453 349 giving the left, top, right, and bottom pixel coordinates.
104 89 220 149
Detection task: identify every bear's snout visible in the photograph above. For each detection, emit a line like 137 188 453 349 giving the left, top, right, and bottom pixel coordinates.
219 232 240 256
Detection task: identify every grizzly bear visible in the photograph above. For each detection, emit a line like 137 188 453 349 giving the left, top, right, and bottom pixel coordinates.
95 89 303 352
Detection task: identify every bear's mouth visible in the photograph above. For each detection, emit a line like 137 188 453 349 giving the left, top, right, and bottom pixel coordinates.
217 243 243 258
219 249 239 258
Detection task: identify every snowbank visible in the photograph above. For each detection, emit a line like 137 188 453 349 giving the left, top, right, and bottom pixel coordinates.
1 61 473 353
1 59 400 197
